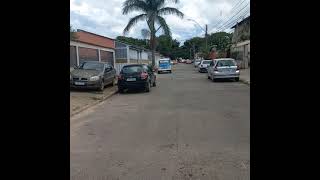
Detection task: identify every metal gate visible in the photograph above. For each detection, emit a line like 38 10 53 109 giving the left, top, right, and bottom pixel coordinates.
70 46 77 67
100 50 114 66
78 47 99 64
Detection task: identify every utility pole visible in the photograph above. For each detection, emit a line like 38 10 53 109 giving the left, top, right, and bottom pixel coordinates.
205 24 208 51
193 44 196 59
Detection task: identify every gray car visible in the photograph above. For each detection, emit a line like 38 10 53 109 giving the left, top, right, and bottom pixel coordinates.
70 61 117 91
207 58 240 82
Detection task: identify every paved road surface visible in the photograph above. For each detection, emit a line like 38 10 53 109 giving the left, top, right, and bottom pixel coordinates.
71 63 250 180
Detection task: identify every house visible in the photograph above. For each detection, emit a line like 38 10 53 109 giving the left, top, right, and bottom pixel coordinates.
115 41 161 74
230 16 250 69
70 29 115 69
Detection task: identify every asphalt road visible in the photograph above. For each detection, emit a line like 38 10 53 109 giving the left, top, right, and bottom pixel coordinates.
71 63 250 180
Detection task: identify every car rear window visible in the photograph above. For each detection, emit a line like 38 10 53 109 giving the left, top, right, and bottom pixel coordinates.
122 66 143 73
159 60 169 64
217 60 235 67
202 61 212 64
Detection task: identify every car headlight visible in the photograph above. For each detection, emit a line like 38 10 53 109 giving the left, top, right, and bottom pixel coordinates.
90 76 100 81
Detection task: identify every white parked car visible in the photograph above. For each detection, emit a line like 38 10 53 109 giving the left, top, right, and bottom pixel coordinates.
194 59 201 67
198 60 212 73
207 58 240 82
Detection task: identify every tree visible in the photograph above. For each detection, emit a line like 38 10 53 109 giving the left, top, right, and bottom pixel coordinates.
70 25 78 40
122 0 184 68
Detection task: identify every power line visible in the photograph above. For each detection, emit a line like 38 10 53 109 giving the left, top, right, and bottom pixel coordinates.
221 11 250 31
211 0 246 29
215 2 250 31
218 8 250 31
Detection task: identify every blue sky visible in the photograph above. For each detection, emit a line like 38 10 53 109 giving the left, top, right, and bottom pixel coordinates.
70 0 250 44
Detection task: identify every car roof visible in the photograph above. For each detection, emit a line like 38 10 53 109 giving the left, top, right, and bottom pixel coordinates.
214 58 235 61
82 61 106 64
123 64 145 67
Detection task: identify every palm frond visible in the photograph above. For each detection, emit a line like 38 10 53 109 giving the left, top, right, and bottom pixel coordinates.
156 16 171 36
123 14 148 35
122 0 148 15
157 7 184 18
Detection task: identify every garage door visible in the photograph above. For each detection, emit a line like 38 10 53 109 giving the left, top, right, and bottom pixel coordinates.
78 47 99 64
70 46 77 67
100 50 114 66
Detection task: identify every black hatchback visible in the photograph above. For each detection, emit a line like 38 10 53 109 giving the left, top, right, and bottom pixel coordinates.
118 64 156 93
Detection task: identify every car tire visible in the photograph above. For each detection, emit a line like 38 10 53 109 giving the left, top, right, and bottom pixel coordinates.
211 75 216 82
98 80 104 91
118 88 124 93
145 81 151 92
169 70 172 73
235 77 239 82
158 71 161 74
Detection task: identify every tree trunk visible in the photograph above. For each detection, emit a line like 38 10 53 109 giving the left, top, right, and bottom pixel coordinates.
148 17 156 69
151 31 156 68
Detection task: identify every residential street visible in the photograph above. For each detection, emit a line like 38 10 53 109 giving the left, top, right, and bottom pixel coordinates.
71 63 250 179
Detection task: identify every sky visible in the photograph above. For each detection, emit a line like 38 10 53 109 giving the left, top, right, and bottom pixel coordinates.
70 0 250 44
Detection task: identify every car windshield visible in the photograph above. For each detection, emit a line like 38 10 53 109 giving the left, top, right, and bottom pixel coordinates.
202 61 212 64
79 62 104 71
122 66 143 73
217 60 236 67
159 60 169 64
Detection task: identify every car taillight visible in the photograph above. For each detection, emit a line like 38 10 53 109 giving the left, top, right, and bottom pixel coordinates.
141 72 148 80
118 74 123 80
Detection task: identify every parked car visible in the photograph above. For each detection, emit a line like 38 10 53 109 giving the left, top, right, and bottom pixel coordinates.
70 61 117 91
194 59 201 67
158 58 172 73
180 59 186 63
198 60 212 73
118 64 156 93
207 58 240 82
186 59 192 64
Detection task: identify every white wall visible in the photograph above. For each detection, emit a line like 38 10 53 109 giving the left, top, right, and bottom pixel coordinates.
129 49 138 59
141 51 148 60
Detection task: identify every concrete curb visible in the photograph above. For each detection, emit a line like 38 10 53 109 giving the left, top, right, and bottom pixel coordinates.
239 78 250 85
70 88 118 117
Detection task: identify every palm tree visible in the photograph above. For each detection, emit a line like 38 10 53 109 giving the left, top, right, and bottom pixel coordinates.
122 0 184 68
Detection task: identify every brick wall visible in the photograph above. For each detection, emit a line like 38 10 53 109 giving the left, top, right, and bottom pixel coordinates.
76 31 115 49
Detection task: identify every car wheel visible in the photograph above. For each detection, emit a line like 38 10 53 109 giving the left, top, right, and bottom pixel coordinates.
235 77 239 82
145 81 151 92
158 71 161 74
98 80 104 91
169 70 172 73
118 88 124 93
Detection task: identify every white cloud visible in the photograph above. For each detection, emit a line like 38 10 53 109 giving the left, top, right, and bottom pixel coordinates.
70 0 249 42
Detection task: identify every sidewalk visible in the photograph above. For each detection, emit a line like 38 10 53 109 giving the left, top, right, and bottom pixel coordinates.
240 68 250 85
70 86 118 117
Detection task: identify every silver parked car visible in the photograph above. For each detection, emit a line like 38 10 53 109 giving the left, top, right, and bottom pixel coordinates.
207 58 240 82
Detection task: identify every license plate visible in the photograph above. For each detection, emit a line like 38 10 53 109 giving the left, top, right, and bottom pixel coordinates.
75 82 85 85
126 78 136 81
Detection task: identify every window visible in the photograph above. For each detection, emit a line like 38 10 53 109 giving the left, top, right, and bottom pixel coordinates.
217 60 236 67
79 62 104 71
121 66 143 73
